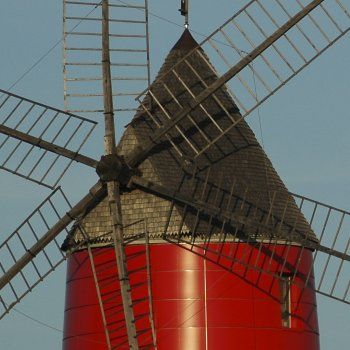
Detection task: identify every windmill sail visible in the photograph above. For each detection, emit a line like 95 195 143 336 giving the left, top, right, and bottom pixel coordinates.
0 182 105 319
130 0 349 167
0 89 97 188
119 17 349 306
63 0 151 117
0 188 71 319
294 193 350 303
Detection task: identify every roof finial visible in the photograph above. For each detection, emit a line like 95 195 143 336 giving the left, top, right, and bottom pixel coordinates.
179 0 189 29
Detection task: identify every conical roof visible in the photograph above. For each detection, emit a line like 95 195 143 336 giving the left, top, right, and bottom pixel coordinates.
65 30 316 250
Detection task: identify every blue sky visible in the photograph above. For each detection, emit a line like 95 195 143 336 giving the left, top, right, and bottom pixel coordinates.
0 1 349 349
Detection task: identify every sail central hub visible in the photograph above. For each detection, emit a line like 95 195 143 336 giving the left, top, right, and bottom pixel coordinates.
96 154 135 185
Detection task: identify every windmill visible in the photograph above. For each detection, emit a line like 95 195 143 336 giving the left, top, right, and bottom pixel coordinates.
0 0 349 349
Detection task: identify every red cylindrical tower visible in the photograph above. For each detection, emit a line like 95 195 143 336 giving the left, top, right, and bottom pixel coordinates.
63 242 319 349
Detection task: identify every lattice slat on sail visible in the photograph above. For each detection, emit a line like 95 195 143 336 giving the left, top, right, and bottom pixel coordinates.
159 173 350 304
135 0 349 164
0 188 72 319
0 89 97 188
63 0 151 117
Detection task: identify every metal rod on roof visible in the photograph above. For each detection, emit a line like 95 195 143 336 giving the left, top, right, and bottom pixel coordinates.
180 0 189 28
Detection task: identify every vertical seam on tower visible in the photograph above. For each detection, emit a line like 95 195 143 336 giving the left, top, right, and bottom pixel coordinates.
204 250 208 350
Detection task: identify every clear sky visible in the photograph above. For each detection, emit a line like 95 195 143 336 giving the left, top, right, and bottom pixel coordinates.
0 1 349 349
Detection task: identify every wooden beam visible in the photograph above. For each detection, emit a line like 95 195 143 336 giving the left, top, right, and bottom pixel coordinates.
101 1 139 348
0 124 98 168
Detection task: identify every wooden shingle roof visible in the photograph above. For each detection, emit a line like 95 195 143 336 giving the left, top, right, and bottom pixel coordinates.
65 30 316 250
